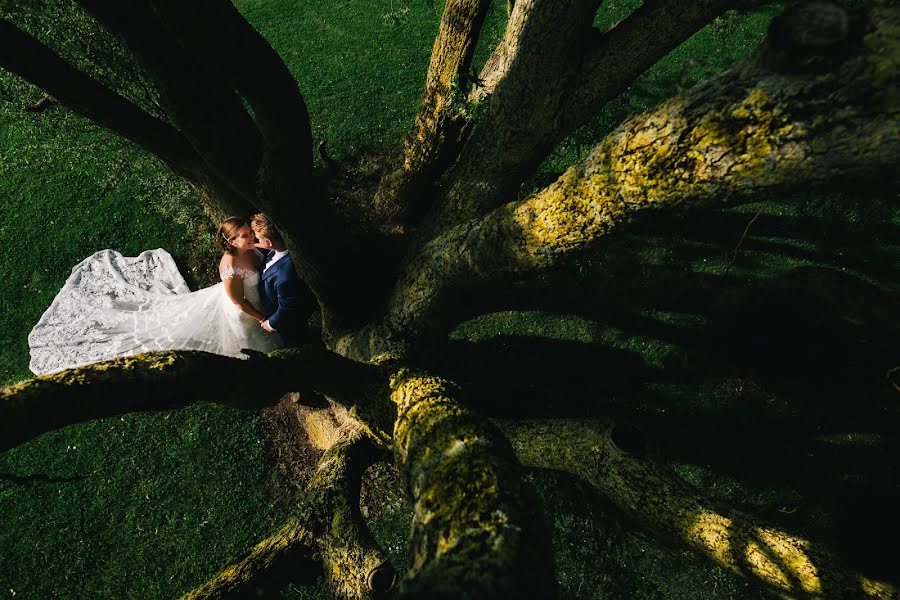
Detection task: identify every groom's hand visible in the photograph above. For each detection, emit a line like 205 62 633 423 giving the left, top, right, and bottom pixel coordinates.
261 319 276 333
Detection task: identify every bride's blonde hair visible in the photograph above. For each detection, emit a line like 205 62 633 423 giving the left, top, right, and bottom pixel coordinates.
215 217 249 255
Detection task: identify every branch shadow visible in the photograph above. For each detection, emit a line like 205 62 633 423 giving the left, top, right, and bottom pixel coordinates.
439 201 899 583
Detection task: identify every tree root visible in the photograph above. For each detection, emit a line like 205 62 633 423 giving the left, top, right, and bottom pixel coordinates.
498 418 899 599
181 436 395 600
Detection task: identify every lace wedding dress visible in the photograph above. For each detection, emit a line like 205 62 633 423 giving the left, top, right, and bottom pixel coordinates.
28 248 282 375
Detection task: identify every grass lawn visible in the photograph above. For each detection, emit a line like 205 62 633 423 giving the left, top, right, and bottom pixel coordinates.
1 1 897 598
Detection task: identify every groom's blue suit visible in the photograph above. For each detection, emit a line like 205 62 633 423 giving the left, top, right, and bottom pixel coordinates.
259 251 313 346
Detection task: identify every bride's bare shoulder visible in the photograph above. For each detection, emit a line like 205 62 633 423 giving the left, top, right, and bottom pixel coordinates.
219 253 234 269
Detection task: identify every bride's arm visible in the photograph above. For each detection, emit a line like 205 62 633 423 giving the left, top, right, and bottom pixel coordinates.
222 269 267 322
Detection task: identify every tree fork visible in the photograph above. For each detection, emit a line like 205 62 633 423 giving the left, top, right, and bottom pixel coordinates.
498 418 899 599
368 3 899 351
181 436 395 600
373 0 491 227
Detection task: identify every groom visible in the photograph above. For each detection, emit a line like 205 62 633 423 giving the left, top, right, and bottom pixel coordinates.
251 213 317 346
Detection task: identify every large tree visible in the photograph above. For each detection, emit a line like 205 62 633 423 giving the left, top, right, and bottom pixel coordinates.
2 0 898 598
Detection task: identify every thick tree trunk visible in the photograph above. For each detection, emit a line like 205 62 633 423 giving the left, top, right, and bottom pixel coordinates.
388 368 556 597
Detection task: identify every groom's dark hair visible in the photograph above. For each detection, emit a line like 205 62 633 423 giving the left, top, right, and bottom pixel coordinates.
250 213 284 245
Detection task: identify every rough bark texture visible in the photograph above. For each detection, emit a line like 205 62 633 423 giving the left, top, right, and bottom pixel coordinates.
431 0 766 234
371 5 899 348
0 347 386 453
373 0 490 227
388 368 556 597
425 0 602 231
499 419 899 599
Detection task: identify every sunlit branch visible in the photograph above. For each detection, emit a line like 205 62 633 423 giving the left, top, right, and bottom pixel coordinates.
373 0 491 227
181 437 394 600
388 368 556 596
374 4 899 348
498 418 899 599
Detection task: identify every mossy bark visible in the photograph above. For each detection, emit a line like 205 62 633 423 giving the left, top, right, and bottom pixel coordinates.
0 347 388 453
430 0 763 234
499 418 899 599
388 369 556 597
373 5 899 349
373 0 490 227
424 0 602 231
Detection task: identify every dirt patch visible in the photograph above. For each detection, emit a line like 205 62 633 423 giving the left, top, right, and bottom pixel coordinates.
259 392 324 496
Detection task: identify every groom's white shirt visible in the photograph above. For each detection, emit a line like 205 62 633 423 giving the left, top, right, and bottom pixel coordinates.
264 249 288 272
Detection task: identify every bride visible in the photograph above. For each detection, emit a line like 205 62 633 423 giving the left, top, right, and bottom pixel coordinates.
28 217 283 375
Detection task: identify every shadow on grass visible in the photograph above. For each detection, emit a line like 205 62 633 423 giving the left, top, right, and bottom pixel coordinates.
438 202 899 584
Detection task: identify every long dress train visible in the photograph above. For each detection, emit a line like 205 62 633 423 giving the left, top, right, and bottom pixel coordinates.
28 248 281 375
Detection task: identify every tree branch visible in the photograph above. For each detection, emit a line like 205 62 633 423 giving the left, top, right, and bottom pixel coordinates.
432 0 771 234
368 3 899 349
74 0 262 214
181 437 395 600
0 347 389 453
373 0 491 227
146 0 353 322
0 16 254 219
424 0 603 231
388 368 556 596
498 418 899 599
559 0 772 134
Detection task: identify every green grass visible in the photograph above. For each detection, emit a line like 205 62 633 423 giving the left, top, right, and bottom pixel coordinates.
2 1 898 598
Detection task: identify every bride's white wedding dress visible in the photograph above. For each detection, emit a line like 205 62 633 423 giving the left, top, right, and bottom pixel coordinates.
28 248 282 375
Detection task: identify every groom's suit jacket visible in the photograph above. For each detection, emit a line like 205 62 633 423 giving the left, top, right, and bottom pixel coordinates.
259 251 312 346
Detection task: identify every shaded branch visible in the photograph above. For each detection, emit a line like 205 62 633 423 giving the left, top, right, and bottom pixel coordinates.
0 16 253 219
0 347 389 453
74 0 261 216
388 368 556 596
424 0 602 231
373 0 491 227
498 418 899 599
0 20 188 177
367 3 899 349
182 437 395 600
147 0 356 323
559 0 772 134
